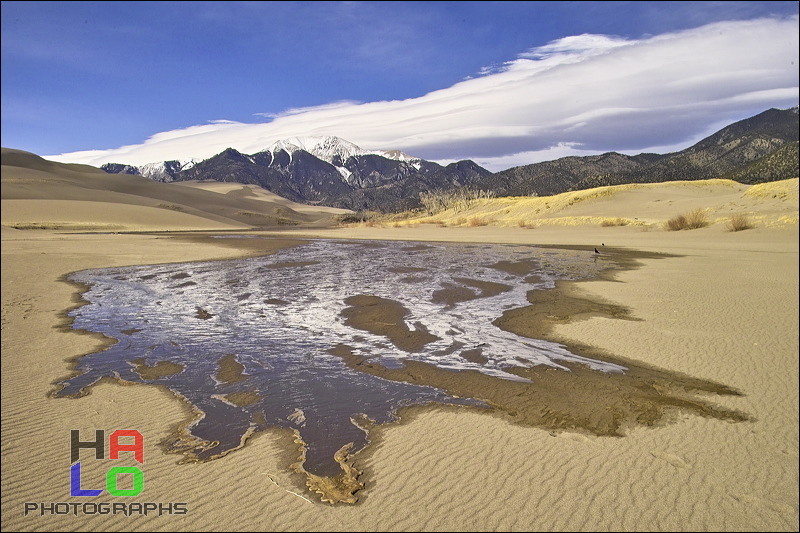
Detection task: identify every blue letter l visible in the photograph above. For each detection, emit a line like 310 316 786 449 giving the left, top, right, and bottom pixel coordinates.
70 462 103 496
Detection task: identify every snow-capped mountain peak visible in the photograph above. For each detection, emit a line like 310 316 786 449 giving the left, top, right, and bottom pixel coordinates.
265 136 362 162
136 159 199 182
263 135 419 165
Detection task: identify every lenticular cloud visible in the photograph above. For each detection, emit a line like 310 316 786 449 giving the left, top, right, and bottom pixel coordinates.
48 17 799 171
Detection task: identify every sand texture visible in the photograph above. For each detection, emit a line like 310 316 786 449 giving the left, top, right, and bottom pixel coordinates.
2 148 798 531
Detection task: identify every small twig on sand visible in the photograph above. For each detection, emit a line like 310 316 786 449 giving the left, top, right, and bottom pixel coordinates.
263 473 315 504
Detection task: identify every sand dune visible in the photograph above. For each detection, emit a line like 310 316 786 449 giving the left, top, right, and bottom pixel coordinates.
402 178 799 229
1 150 798 531
1 148 349 231
174 181 353 216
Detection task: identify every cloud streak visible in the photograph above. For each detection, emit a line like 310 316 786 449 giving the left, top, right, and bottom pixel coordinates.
47 17 799 172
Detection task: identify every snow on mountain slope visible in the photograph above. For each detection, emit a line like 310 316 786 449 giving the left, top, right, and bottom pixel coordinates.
264 135 420 165
127 136 421 181
138 159 199 182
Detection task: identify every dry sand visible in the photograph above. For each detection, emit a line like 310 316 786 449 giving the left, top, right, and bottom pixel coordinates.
2 150 798 531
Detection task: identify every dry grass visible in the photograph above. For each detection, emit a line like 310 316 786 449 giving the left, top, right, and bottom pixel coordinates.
468 216 490 227
743 178 798 200
665 208 709 231
600 217 629 227
726 213 754 232
419 187 496 215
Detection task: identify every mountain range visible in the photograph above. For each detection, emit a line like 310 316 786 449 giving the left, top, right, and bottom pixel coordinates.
101 107 799 213
487 107 799 197
103 136 491 212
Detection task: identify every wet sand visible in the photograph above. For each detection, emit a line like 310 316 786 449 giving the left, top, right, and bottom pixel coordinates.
329 245 749 439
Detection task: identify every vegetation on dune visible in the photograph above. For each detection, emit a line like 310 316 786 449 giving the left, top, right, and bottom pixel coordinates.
664 209 709 231
600 217 629 227
332 178 797 232
418 187 496 215
333 211 382 225
743 177 799 200
726 213 754 232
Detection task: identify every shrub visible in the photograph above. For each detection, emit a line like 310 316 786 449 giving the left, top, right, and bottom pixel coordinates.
468 216 490 227
665 208 709 231
685 208 709 229
726 213 754 232
665 215 688 231
157 203 184 211
334 211 379 225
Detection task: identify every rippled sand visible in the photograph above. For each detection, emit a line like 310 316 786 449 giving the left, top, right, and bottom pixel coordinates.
2 176 797 530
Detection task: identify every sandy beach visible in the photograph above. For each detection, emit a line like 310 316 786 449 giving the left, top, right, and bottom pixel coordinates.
2 151 798 531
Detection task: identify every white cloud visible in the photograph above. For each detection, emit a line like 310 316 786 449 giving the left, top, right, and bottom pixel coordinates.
47 16 799 170
253 100 362 120
517 33 633 59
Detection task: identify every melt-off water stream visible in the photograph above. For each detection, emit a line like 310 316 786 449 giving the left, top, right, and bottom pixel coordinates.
55 239 623 477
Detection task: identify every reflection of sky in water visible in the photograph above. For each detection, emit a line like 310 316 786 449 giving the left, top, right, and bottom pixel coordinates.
55 240 625 477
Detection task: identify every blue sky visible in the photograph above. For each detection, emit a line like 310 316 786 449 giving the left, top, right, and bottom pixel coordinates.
2 1 798 171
